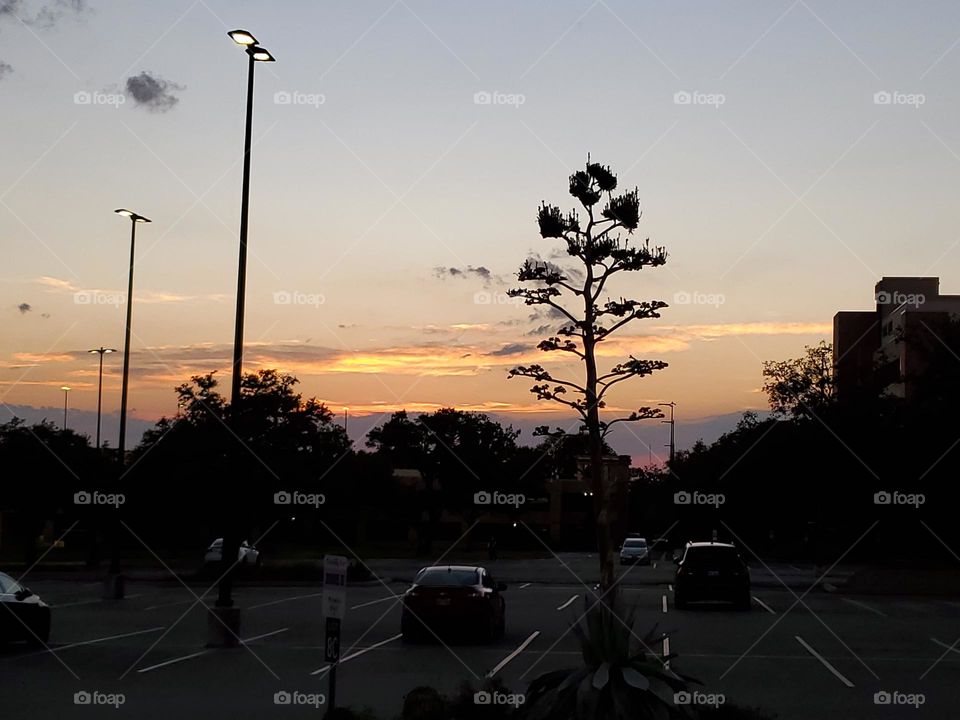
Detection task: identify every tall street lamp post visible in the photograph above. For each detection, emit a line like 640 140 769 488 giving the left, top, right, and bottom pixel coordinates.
114 209 150 465
88 347 117 450
212 29 275 636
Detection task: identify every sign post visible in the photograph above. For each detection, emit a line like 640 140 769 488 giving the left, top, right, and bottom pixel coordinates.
323 555 347 718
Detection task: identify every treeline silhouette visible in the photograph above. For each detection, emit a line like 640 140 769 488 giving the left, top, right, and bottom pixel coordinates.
4 324 960 566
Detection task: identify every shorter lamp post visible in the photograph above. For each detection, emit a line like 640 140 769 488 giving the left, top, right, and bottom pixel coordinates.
88 347 117 449
60 386 71 430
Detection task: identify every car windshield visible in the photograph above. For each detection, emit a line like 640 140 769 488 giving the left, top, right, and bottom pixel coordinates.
623 539 647 547
0 572 22 594
415 569 479 587
683 547 742 568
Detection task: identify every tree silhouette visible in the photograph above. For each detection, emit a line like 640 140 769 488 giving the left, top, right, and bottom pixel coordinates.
508 158 669 590
762 340 835 418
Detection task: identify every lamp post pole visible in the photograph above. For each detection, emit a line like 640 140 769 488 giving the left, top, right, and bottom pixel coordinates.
60 386 71 430
659 401 676 466
114 210 150 465
215 30 276 619
88 347 117 450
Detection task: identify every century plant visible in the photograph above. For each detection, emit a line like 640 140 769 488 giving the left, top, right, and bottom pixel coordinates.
521 596 697 720
508 158 669 590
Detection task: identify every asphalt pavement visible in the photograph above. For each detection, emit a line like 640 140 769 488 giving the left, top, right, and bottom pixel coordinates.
3 555 959 719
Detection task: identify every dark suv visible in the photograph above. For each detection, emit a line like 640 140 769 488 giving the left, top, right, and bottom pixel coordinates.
673 542 750 610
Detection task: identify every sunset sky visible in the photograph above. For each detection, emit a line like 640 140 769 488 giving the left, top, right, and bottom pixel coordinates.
4 0 960 459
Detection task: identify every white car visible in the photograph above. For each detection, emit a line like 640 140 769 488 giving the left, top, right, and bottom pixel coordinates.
619 537 651 565
204 539 261 567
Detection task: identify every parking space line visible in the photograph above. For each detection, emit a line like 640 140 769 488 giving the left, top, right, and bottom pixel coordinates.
3 626 166 661
662 635 670 668
136 628 289 674
52 593 144 608
248 592 324 610
144 599 202 611
931 638 960 655
350 595 398 610
661 595 668 613
310 633 402 676
519 583 531 589
556 595 578 611
487 631 540 678
795 635 855 687
753 596 776 614
840 598 887 617
668 584 673 592
137 649 211 673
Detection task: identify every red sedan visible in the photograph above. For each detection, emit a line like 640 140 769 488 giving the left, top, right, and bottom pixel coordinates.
401 565 507 642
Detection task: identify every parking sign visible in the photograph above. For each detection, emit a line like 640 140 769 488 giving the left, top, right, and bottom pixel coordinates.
323 555 348 620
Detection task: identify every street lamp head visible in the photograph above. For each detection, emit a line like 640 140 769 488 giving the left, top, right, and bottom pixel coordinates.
88 347 118 355
247 46 275 62
228 29 258 46
60 385 71 392
114 209 151 223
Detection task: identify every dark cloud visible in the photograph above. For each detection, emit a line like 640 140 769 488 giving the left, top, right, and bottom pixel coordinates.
487 342 531 357
0 0 88 26
433 265 498 287
1 1 90 77
17 302 31 314
125 71 184 113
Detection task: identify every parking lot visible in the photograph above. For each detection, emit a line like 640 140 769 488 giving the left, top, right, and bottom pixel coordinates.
3 558 960 718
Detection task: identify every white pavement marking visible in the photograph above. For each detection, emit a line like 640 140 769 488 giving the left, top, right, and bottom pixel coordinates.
4 626 166 660
144 599 202 611
248 592 324 610
53 594 144 608
795 635 855 687
753 596 776 614
661 595 668 613
662 636 671 668
556 595 579 611
840 598 887 617
487 631 540 678
136 628 289 674
931 638 960 655
789 565 803 572
519 583 532 589
668 584 673 592
310 633 402 676
350 595 398 610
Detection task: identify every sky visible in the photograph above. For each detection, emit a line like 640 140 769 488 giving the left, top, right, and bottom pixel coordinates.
3 0 960 461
